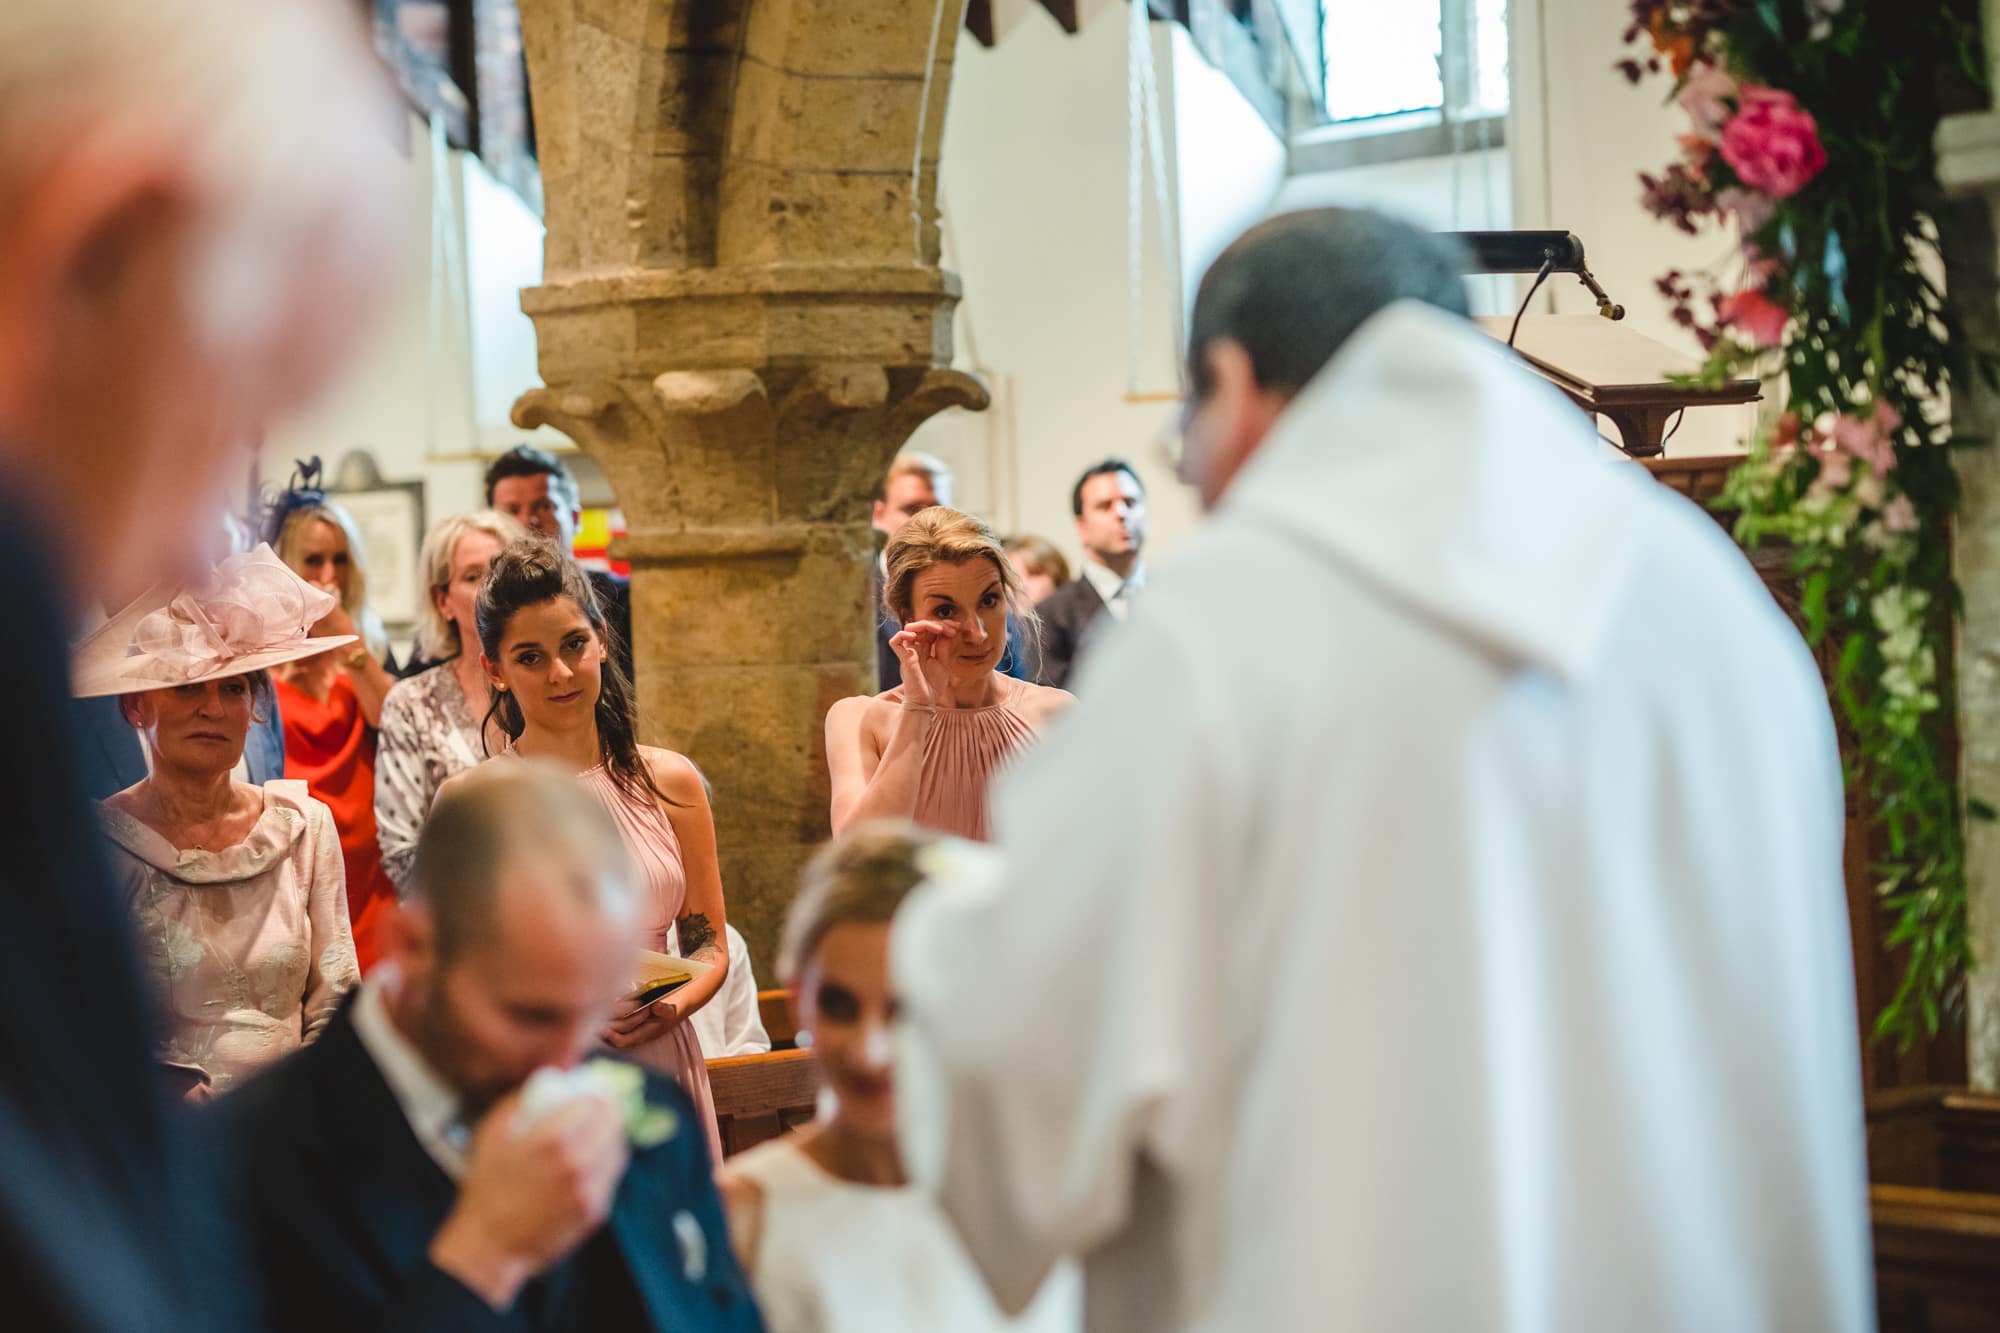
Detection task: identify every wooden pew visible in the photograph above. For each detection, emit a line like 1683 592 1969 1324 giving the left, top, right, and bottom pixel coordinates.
707 1047 816 1159
757 988 799 1050
1867 1087 2000 1332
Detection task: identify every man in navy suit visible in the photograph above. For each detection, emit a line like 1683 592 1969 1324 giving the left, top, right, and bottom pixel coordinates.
213 762 763 1333
1029 459 1150 688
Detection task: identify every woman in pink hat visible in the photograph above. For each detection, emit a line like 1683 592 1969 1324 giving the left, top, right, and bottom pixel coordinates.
77 546 363 1099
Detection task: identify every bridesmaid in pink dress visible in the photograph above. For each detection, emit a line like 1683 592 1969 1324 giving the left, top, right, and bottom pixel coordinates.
471 540 727 1162
827 508 1072 842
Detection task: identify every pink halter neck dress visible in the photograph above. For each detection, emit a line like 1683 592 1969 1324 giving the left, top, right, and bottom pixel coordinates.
905 683 1040 843
503 749 723 1165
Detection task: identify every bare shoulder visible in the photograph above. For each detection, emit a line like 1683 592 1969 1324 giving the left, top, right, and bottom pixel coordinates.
1011 680 1074 728
715 1168 767 1271
826 689 897 738
638 745 707 806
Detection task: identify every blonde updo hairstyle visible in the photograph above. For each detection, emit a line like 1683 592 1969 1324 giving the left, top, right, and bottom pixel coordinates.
269 498 389 660
882 507 1040 639
779 820 944 985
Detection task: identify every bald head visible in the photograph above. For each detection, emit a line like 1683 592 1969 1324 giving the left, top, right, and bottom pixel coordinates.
395 763 645 1107
412 763 641 964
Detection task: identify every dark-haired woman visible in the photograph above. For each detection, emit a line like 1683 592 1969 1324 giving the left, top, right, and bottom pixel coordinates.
473 539 727 1160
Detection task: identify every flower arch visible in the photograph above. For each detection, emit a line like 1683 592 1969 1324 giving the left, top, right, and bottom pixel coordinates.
1622 1 1991 1047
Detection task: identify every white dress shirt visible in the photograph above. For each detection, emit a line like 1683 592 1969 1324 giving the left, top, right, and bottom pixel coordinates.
1077 558 1144 621
351 976 470 1179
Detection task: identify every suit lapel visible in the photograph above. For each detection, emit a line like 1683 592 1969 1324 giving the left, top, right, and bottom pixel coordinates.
606 1150 682 1333
302 1003 460 1283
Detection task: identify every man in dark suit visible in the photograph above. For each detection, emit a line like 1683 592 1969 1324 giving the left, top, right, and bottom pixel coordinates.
485 445 636 685
1033 459 1151 688
0 2 400 1327
212 763 763 1333
871 450 1031 687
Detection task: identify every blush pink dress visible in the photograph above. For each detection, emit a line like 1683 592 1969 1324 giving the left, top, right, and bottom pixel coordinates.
576 759 723 1165
901 684 1040 843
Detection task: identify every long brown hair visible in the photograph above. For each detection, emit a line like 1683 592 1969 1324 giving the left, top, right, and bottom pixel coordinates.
474 540 670 806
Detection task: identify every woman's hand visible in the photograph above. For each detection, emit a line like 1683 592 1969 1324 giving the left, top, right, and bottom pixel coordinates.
891 619 959 708
601 995 684 1049
315 601 359 644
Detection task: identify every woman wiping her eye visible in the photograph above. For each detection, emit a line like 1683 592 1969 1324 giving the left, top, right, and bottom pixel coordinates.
824 508 1072 842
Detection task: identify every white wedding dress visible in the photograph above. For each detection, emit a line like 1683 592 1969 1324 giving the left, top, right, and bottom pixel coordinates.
729 1136 1078 1333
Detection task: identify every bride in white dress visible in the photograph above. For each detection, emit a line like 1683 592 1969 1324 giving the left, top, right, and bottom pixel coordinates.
718 823 1077 1333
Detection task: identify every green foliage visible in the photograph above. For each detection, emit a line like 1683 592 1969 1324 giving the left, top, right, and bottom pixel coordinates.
1626 0 1989 1049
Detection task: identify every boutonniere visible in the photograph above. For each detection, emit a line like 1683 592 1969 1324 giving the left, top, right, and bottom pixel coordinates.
517 1059 680 1149
913 836 1005 898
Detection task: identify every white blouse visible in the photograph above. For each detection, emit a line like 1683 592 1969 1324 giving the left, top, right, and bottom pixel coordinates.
727 1136 1079 1333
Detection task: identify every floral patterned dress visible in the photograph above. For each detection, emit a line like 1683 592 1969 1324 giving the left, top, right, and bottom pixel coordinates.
374 661 490 893
101 780 359 1094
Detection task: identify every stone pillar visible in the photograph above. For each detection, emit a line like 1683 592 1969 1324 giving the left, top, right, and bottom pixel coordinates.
513 0 984 973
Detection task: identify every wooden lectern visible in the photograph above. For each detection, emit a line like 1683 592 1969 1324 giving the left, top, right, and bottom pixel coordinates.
1477 314 1761 458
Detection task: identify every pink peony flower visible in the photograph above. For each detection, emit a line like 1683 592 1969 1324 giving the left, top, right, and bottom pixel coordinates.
1829 406 1897 474
1883 494 1919 532
1718 288 1789 347
1813 447 1852 493
1719 87 1827 199
1677 62 1737 141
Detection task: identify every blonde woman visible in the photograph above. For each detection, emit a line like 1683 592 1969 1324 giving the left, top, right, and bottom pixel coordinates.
1004 535 1072 605
719 822 1077 1332
373 509 525 891
265 469 400 969
78 546 362 1097
826 509 1070 842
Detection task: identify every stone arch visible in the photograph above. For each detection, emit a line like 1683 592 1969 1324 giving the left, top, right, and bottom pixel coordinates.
513 0 983 972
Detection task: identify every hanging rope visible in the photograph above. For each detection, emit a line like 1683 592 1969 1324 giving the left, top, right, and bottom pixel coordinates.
910 0 951 264
1125 0 1186 396
425 111 475 460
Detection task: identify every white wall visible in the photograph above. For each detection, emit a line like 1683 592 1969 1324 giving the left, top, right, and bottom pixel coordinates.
909 6 1285 569
260 114 574 655
271 11 1293 622
1510 0 1761 457
1275 146 1516 316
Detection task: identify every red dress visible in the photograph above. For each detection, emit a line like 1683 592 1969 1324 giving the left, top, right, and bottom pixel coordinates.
274 672 395 972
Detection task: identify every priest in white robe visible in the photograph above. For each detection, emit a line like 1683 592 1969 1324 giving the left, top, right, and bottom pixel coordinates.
891 208 1873 1333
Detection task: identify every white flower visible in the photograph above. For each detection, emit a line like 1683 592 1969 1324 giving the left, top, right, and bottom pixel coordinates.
913 837 1006 898
517 1059 679 1148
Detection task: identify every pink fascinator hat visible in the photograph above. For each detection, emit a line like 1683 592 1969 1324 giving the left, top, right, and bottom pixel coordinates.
72 544 358 699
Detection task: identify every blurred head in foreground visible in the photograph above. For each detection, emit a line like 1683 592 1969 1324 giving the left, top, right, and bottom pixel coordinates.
781 820 957 1143
391 762 643 1116
0 0 403 602
1178 207 1470 510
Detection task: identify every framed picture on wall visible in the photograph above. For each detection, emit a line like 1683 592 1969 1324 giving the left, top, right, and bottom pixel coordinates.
332 481 427 634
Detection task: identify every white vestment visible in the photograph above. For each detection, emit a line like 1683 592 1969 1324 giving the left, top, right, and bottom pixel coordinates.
893 303 1872 1333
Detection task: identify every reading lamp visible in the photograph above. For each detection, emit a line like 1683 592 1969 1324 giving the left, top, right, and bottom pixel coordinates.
1445 230 1626 346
